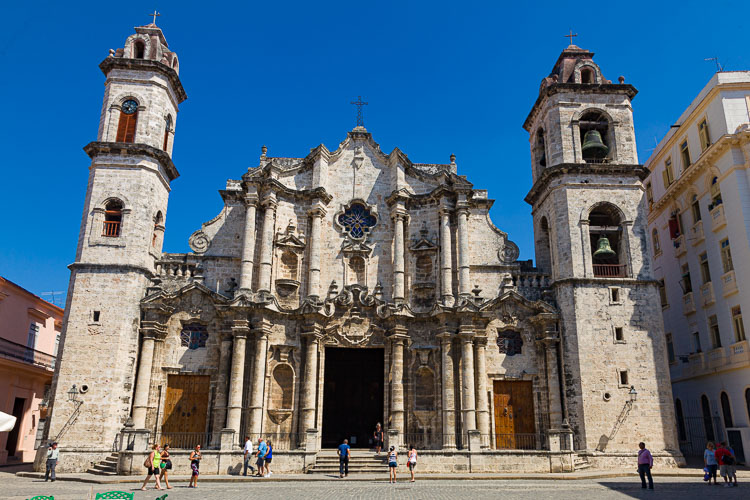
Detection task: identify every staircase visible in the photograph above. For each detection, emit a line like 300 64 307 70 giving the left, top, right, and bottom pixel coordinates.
308 449 387 475
573 454 591 471
87 453 119 475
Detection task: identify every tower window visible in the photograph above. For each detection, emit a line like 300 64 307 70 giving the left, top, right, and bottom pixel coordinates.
152 211 163 248
581 67 595 84
116 100 138 143
92 311 101 323
614 327 624 342
134 40 145 59
589 204 625 277
610 287 620 303
618 370 629 386
163 115 172 151
103 200 123 237
579 110 609 163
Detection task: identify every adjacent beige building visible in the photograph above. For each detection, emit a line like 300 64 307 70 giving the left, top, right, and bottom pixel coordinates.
645 71 750 463
40 24 682 474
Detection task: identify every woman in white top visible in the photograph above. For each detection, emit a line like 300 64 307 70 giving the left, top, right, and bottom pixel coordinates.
407 444 417 482
388 446 398 484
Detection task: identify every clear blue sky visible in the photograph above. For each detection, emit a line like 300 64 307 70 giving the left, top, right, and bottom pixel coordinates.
1 0 747 306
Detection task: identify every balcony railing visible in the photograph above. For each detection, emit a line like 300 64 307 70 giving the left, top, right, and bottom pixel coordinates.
682 292 696 315
593 264 627 278
674 235 686 257
721 270 738 297
102 220 121 237
700 281 715 307
710 205 726 232
0 337 56 370
691 221 705 245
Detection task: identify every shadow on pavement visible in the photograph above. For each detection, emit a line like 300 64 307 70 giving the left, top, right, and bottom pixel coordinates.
600 480 741 498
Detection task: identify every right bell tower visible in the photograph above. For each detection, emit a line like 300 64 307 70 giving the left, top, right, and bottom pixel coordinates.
523 42 683 465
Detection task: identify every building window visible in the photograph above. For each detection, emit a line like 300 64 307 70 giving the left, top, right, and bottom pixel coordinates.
710 177 722 208
615 327 625 342
535 128 546 168
668 212 682 239
610 287 620 303
709 315 722 348
666 333 675 363
658 279 668 308
720 392 734 428
115 99 138 143
92 310 101 323
732 306 746 342
701 395 715 441
680 140 691 170
27 323 39 350
337 202 376 239
579 110 610 163
693 332 702 353
720 239 733 273
652 228 661 255
497 330 523 356
133 40 145 59
645 182 653 207
700 252 711 284
681 263 693 294
103 200 123 237
180 323 208 350
698 119 711 151
691 195 702 223
618 370 629 386
675 399 687 441
163 115 172 151
589 204 626 277
662 158 674 188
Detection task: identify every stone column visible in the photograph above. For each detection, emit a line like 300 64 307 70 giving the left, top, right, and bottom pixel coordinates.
239 191 259 291
459 325 476 434
543 337 563 429
300 328 321 444
438 330 456 449
257 192 277 293
225 320 249 445
392 212 407 303
439 204 454 306
132 322 165 428
248 321 271 437
474 336 490 448
456 202 471 298
389 328 407 436
307 205 326 299
212 334 232 439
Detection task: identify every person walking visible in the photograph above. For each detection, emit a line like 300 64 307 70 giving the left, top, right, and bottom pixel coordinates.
373 423 384 454
704 441 719 485
407 444 417 482
715 441 738 487
44 442 58 482
637 442 653 490
188 444 202 488
388 445 398 484
158 443 173 489
256 438 268 477
140 444 162 491
264 440 273 477
243 436 255 476
337 438 351 478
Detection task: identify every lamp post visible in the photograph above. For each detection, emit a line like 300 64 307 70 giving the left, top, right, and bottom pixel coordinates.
628 385 638 403
67 384 79 403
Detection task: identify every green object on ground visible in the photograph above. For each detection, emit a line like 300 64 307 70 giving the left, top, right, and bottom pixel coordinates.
94 492 134 499
27 496 54 500
156 495 168 500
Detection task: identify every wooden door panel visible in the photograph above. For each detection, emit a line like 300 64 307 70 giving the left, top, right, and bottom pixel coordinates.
162 375 209 446
493 380 535 449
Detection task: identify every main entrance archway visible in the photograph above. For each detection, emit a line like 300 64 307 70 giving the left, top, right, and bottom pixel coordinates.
321 347 384 448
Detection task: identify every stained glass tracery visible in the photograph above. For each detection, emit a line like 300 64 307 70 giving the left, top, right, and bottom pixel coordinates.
337 203 376 239
497 330 522 356
180 323 208 350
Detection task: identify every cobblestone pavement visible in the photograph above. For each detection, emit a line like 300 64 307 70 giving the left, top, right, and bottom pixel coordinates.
2 474 745 500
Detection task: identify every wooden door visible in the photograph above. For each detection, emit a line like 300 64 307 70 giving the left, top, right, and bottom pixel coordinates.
161 375 210 448
493 380 535 449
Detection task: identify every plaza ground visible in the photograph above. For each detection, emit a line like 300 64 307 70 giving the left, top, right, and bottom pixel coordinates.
3 467 748 500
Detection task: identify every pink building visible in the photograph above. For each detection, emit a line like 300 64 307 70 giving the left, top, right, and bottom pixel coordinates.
0 277 62 464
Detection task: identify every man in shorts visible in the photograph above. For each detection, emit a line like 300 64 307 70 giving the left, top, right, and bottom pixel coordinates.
256 438 268 477
715 441 738 487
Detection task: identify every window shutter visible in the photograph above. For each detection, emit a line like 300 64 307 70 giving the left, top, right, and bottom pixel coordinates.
116 112 137 143
662 169 670 188
668 217 680 239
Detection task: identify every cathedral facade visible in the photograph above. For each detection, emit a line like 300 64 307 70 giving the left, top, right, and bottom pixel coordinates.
41 23 683 473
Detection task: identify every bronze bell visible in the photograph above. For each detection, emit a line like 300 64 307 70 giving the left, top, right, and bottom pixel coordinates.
593 235 616 259
582 130 609 160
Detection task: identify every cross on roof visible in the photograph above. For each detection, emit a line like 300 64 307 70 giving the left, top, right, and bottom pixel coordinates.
149 10 161 25
350 96 368 127
565 29 578 46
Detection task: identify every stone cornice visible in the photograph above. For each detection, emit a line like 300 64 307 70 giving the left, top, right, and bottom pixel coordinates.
525 162 649 206
99 57 187 104
69 261 154 277
84 141 179 182
550 277 660 287
524 83 638 131
647 130 750 222
241 177 333 205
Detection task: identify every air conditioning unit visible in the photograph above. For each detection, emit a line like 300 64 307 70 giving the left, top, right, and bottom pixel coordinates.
725 427 749 465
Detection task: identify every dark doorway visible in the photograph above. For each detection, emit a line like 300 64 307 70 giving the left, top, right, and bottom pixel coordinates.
322 347 383 448
5 397 26 456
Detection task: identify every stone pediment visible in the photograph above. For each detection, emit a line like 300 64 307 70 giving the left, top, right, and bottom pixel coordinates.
142 281 229 307
480 290 558 324
410 222 438 252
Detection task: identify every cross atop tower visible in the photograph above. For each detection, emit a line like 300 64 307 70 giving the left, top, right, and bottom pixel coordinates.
149 10 161 25
564 29 578 46
350 96 368 127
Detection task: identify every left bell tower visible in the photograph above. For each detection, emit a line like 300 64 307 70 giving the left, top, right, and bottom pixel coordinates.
41 21 187 472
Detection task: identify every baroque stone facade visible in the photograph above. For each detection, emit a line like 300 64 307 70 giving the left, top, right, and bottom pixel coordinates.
40 26 683 473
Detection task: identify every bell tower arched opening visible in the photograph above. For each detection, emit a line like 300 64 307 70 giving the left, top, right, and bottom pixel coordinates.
588 204 627 277
579 110 610 163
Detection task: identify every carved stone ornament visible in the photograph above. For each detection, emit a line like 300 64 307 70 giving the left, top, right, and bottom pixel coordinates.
498 240 520 264
88 325 102 336
188 230 211 254
267 409 292 425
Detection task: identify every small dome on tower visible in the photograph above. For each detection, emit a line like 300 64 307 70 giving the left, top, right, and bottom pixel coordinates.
538 44 610 92
111 21 180 74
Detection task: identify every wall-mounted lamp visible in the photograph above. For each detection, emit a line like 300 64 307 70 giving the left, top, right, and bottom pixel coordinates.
628 385 638 402
67 384 80 403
